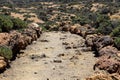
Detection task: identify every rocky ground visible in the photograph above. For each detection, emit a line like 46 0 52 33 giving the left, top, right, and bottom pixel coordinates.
0 31 101 80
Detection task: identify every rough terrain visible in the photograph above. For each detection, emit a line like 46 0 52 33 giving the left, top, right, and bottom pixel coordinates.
0 31 99 80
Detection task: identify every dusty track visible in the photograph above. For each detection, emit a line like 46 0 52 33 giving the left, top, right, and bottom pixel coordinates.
0 31 99 80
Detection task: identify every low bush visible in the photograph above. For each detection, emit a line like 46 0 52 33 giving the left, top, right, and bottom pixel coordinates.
0 46 13 60
110 26 120 37
97 20 113 35
0 28 2 32
11 18 27 29
72 15 91 25
114 37 120 50
0 15 13 32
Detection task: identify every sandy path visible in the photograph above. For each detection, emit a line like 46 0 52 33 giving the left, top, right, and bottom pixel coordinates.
0 31 98 80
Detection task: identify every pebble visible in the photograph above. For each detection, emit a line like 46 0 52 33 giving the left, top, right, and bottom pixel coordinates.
34 72 37 74
53 59 62 63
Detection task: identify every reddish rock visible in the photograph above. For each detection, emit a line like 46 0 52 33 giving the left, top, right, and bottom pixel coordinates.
98 46 118 56
0 33 10 45
22 29 38 41
94 56 120 74
27 23 42 38
93 36 114 51
86 73 120 80
85 28 96 35
0 56 7 70
70 24 81 34
86 73 113 80
85 34 98 47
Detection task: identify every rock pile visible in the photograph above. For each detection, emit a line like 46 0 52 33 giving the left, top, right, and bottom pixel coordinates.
60 23 120 76
86 73 120 80
0 23 42 71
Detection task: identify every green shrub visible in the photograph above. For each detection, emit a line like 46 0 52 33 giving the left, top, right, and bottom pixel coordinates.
91 13 110 28
110 26 120 37
114 37 120 49
0 15 13 32
97 20 113 35
0 46 13 60
0 28 2 32
12 18 27 29
72 16 91 25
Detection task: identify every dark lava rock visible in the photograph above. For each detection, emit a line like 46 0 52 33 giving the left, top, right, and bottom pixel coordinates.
93 36 114 51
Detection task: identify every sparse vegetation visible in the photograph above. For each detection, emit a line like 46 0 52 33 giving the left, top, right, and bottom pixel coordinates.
110 26 120 37
12 18 27 29
114 37 120 49
0 14 27 32
0 15 13 32
0 46 13 60
0 0 120 79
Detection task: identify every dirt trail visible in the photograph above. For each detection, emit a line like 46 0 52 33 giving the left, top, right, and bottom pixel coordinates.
0 31 98 80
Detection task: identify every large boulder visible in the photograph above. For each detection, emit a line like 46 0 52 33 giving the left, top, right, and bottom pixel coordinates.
22 29 37 41
85 28 96 36
86 73 113 80
0 56 7 71
93 36 114 51
86 73 120 80
0 33 10 45
85 34 98 47
8 31 28 54
94 55 120 74
98 46 118 57
28 23 39 28
117 51 120 57
61 24 71 31
58 21 72 31
27 23 42 38
70 24 81 33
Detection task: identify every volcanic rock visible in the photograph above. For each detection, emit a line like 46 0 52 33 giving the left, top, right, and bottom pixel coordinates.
0 56 7 70
93 36 114 51
98 46 118 57
94 56 120 74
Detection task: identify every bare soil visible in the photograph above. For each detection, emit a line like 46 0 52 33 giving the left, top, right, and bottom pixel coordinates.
0 31 100 80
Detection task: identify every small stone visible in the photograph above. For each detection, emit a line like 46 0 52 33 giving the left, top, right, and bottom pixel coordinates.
45 47 48 49
35 59 38 62
40 39 49 42
81 47 91 52
65 46 72 49
32 41 36 44
34 72 37 74
58 54 65 57
40 54 46 58
53 68 55 70
62 42 69 45
30 54 47 60
60 37 66 40
53 59 62 63
75 52 82 55
73 46 77 49
70 56 79 61
44 62 48 64
3 74 7 77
